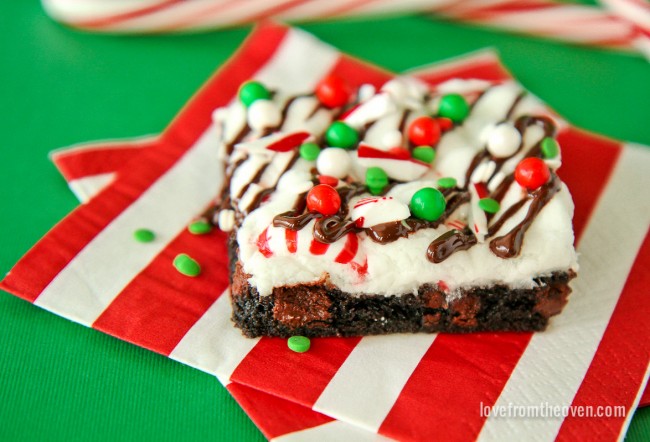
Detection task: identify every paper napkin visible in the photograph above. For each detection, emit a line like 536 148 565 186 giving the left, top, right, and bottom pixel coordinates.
3 23 649 441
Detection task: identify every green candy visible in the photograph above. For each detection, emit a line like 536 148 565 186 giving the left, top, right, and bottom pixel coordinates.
299 142 321 161
437 177 457 189
238 80 270 107
366 166 389 195
478 198 500 214
541 137 560 159
173 253 201 277
133 228 155 243
438 94 469 122
325 121 359 149
412 146 436 164
287 336 311 353
188 220 212 235
410 187 446 221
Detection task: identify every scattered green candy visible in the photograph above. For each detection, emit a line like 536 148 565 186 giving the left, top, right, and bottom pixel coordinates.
173 253 201 277
238 81 270 107
437 177 457 189
325 121 359 149
288 336 311 353
188 220 212 235
541 137 560 159
438 94 469 122
478 198 501 214
299 142 321 161
366 166 389 195
412 146 436 164
410 187 446 221
133 228 155 243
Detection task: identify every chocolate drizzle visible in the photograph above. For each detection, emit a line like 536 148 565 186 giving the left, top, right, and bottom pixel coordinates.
427 229 478 263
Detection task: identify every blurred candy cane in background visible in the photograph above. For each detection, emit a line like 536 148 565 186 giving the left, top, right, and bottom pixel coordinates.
41 0 650 59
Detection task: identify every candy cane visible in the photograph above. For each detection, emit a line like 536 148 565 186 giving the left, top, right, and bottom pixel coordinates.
41 0 649 59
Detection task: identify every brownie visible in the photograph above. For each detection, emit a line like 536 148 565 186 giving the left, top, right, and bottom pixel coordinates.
213 76 578 338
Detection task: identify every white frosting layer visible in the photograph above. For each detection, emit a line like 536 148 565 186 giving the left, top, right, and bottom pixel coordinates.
220 78 578 296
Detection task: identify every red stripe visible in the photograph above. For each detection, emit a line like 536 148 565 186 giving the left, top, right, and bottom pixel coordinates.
226 382 333 440
309 239 329 255
267 131 310 152
70 0 184 28
257 227 274 258
285 229 298 254
230 336 361 407
555 231 650 441
91 228 230 355
379 333 531 441
414 56 512 85
51 140 155 181
557 128 622 241
0 23 290 302
334 233 358 264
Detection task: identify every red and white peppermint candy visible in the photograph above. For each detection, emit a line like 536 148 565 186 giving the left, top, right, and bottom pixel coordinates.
234 131 311 154
357 143 430 182
351 196 410 228
468 182 489 243
343 92 396 129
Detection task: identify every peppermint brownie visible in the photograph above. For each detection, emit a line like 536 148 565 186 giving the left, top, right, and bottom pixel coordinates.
211 74 578 337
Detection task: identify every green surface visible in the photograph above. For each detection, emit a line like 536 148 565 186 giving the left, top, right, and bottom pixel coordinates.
1 1 649 441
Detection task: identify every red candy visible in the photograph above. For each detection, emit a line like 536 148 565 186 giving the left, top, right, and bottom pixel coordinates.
436 117 453 132
515 157 550 190
318 175 339 187
408 116 441 146
388 147 411 160
307 184 341 216
315 75 352 108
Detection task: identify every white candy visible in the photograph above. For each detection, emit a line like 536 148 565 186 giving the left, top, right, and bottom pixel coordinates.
317 147 351 179
351 196 410 228
218 209 235 232
382 129 403 149
247 99 281 132
486 123 521 158
277 169 314 194
357 84 376 102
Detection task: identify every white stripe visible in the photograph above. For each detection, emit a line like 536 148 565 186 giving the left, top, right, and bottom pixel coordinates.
271 420 394 442
69 173 116 203
33 28 340 326
169 291 260 383
35 123 222 324
478 145 650 441
313 334 436 432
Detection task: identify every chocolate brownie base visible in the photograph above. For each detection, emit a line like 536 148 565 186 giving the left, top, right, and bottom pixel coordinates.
229 243 575 338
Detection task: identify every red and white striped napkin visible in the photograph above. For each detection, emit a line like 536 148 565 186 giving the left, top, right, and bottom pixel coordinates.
3 23 649 441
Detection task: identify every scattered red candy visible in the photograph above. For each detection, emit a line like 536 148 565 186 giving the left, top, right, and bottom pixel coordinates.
436 117 453 132
315 75 352 108
408 116 441 146
318 175 339 187
388 147 411 160
515 157 550 190
306 184 341 216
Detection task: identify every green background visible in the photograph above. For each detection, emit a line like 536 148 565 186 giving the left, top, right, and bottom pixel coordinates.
1 1 648 440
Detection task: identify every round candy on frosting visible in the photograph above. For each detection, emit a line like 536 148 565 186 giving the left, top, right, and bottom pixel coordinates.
486 123 521 158
351 196 410 228
410 187 446 221
316 75 352 108
408 116 441 146
438 94 469 122
541 137 560 159
306 184 341 216
325 121 359 149
317 147 351 179
299 142 320 161
247 99 281 131
515 157 550 190
238 81 270 107
365 166 389 195
412 146 435 164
